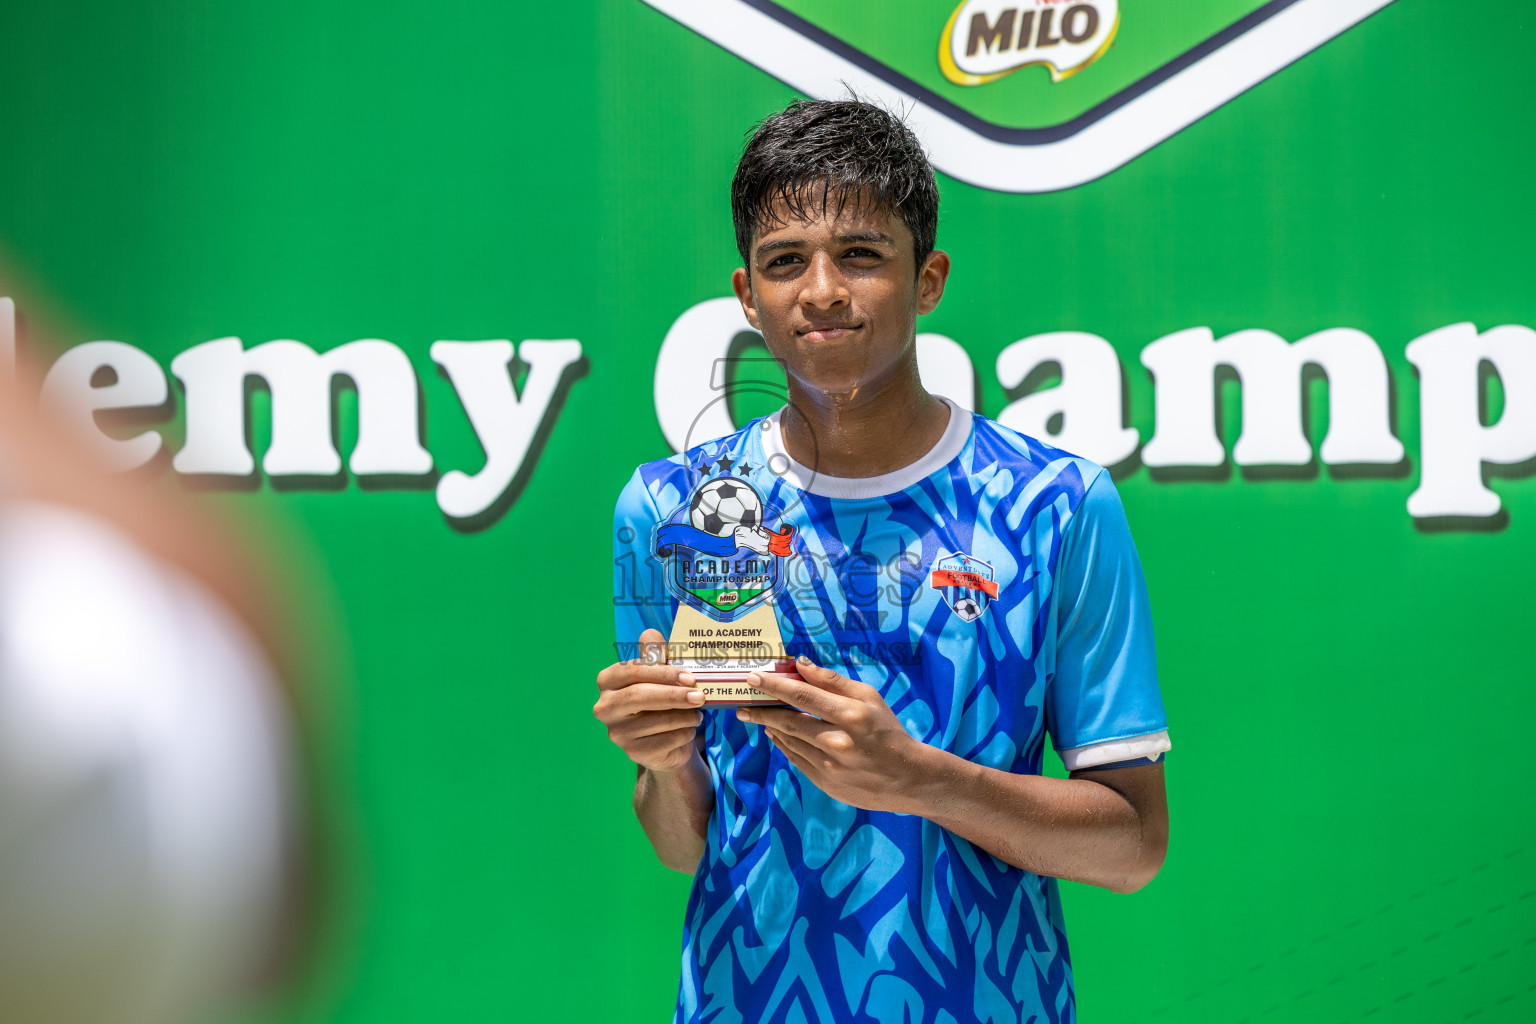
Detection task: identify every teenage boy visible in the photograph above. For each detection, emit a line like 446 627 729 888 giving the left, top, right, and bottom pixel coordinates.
595 99 1169 1024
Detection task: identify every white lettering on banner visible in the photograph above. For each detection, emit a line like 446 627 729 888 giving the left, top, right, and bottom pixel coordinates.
1406 323 1536 518
172 337 434 477
13 306 584 523
431 339 584 520
652 299 1526 523
11 292 1533 525
996 331 1138 467
654 297 741 454
42 341 169 471
1140 327 1404 468
916 333 976 412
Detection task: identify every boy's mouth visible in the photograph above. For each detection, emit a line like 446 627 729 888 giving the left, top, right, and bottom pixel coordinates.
798 322 862 342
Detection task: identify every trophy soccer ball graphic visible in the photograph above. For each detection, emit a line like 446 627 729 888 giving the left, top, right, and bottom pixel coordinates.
688 477 762 537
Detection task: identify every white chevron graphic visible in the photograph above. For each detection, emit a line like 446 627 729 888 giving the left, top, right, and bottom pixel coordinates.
638 0 1397 193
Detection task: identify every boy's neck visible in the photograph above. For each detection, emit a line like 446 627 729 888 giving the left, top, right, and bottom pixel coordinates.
780 370 951 480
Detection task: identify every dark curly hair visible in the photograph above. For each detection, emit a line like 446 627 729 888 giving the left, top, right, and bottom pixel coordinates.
731 99 940 274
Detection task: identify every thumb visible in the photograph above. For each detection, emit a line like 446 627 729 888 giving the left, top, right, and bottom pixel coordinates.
638 628 668 666
794 654 858 694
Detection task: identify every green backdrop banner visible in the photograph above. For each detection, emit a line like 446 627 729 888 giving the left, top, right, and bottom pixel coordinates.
1 1 1532 1020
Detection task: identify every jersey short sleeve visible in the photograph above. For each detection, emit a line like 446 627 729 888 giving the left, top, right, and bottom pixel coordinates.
1046 471 1170 770
612 468 673 659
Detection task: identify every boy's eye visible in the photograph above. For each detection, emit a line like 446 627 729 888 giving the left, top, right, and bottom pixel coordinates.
767 253 802 268
844 247 880 259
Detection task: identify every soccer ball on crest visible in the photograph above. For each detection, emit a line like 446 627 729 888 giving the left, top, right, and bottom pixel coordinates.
952 596 982 622
689 477 763 537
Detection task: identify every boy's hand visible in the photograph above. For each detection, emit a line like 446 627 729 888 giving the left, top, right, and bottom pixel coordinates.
593 628 706 773
737 656 929 814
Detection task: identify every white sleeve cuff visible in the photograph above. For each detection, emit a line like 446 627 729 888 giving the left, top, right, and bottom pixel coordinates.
1058 730 1171 771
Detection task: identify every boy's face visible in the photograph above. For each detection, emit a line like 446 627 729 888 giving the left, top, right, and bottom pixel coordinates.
731 195 949 404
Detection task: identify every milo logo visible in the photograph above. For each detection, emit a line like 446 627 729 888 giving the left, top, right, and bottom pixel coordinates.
941 0 1119 85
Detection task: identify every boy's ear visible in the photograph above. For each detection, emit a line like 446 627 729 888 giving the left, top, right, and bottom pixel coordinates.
732 267 762 330
916 250 951 316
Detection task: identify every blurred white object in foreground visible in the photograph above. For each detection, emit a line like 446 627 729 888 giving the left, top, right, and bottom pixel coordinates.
0 500 295 1024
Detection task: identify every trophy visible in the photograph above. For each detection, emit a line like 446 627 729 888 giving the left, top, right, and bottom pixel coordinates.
651 471 800 706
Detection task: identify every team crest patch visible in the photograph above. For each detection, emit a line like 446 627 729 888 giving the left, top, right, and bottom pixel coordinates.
930 551 999 622
653 472 795 621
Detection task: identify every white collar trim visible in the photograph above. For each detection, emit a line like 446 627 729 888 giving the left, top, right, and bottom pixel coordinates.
759 396 972 500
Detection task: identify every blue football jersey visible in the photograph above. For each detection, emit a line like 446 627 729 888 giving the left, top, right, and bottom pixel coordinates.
612 400 1169 1024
